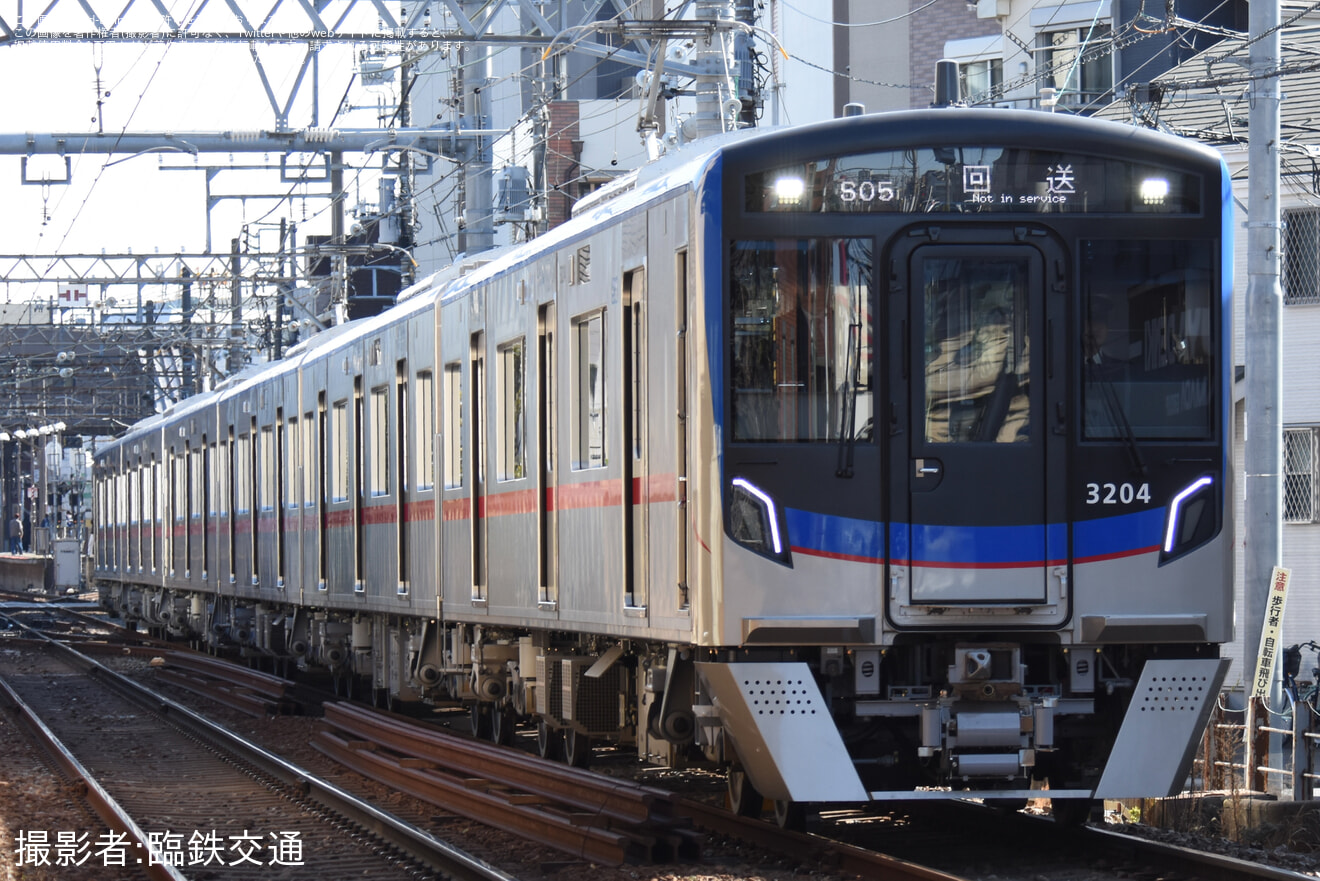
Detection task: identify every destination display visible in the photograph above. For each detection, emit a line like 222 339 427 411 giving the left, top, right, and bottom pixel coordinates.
745 146 1202 215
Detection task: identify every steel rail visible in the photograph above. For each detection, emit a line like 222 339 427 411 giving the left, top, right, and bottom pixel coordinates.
322 701 675 824
1 615 519 881
0 673 189 881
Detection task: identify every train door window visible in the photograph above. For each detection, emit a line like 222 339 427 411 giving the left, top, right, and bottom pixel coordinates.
417 370 435 491
331 400 349 502
573 310 606 469
354 378 365 590
202 441 211 580
226 432 236 584
623 268 646 611
1079 240 1214 440
676 249 690 611
371 385 390 497
443 363 463 489
396 361 409 593
921 256 1032 444
537 303 557 606
470 333 487 600
147 458 158 572
303 412 316 510
729 238 874 442
285 416 299 508
168 452 179 576
317 395 328 589
276 415 287 587
259 426 275 511
497 338 526 481
129 467 139 568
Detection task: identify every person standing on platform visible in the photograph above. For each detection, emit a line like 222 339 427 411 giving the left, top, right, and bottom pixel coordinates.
7 511 23 554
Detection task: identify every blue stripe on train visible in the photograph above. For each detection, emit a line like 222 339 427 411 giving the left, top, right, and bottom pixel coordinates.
784 508 1166 566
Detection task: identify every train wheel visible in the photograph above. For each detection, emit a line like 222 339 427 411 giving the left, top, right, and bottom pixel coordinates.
491 705 518 746
536 721 563 760
1050 797 1093 826
727 766 763 817
469 702 492 740
773 799 806 832
563 728 592 768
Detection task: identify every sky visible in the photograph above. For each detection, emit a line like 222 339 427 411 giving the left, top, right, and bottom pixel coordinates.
0 0 395 307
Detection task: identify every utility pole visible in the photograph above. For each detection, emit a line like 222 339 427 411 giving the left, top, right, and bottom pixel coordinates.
458 0 495 255
1244 0 1282 791
691 0 737 140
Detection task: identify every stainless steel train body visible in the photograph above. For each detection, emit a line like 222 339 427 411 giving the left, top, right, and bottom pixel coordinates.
93 109 1234 819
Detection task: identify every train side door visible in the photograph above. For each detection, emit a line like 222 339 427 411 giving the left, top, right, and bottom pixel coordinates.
891 233 1065 608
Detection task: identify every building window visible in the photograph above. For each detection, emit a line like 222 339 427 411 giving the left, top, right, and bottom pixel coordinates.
498 339 526 481
1284 208 1320 305
1285 427 1317 523
1038 25 1113 109
960 58 1002 104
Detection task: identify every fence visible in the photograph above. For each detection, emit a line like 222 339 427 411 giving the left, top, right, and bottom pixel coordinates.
1198 697 1319 800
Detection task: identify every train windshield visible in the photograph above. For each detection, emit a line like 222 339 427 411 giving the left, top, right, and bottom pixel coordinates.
729 238 874 442
1080 239 1215 441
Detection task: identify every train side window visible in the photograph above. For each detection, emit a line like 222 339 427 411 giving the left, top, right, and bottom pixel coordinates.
729 238 874 442
331 401 349 502
573 310 606 469
371 385 390 497
498 338 526 481
417 370 435 491
443 363 463 489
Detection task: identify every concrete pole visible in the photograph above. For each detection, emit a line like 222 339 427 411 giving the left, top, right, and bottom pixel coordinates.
1243 0 1282 792
691 0 736 140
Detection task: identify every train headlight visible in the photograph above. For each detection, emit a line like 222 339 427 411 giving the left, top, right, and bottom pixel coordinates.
1159 475 1216 565
773 176 805 204
1139 177 1169 205
728 477 791 564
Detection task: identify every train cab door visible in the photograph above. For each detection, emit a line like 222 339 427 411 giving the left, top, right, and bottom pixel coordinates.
889 230 1066 612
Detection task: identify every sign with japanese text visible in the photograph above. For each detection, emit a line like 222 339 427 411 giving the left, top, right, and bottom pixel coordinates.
1251 566 1292 699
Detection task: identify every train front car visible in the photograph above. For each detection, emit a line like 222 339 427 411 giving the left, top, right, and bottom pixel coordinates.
694 109 1232 820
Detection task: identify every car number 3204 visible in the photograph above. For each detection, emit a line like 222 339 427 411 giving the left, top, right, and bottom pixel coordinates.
1085 482 1152 505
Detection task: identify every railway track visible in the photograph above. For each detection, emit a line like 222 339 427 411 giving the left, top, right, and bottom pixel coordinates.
5 599 1316 881
0 619 516 881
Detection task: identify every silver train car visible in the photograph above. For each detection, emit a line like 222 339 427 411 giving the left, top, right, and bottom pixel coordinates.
93 108 1233 824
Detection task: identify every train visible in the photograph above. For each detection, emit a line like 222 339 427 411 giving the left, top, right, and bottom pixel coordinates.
93 107 1234 826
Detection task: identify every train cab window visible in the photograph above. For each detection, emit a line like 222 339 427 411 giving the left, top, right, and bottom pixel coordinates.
573 312 606 469
921 256 1031 444
1080 240 1214 440
729 238 873 442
